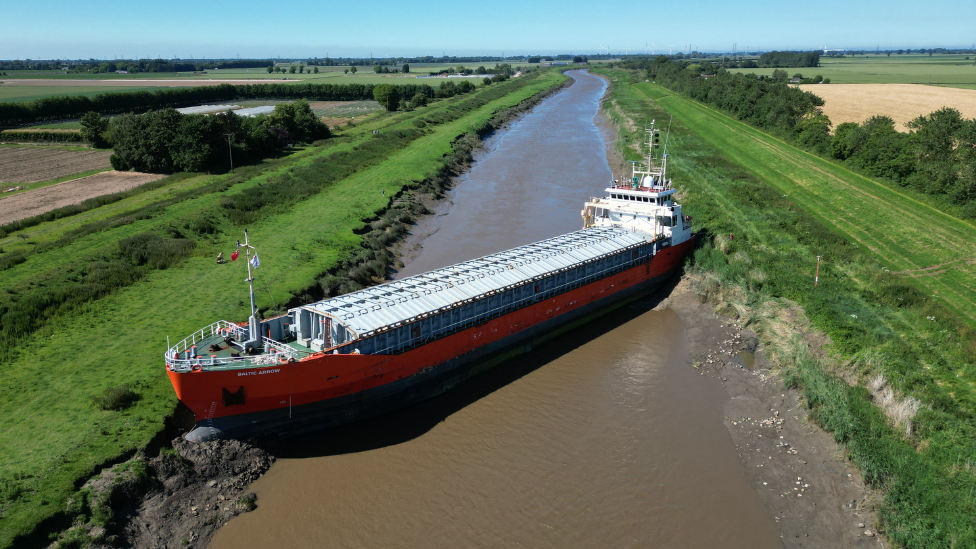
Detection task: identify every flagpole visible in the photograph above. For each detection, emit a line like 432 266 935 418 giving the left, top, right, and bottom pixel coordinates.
243 229 259 350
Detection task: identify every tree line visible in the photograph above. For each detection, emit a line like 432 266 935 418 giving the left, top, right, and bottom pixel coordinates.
757 51 820 67
0 82 436 125
0 59 276 73
635 56 976 217
99 99 329 173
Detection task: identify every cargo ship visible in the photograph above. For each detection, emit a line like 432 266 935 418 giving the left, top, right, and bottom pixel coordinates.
166 122 696 441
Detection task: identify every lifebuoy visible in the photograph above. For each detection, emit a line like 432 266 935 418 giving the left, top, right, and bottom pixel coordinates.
287 357 296 364
192 365 202 372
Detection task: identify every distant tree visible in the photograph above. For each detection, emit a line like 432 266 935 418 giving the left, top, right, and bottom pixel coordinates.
298 66 304 74
528 57 541 64
409 93 427 108
573 56 584 63
344 68 349 74
267 65 273 73
792 73 803 79
313 66 319 73
350 66 357 74
822 77 831 83
374 64 383 73
289 65 296 74
373 84 400 111
402 63 409 73
771 69 788 81
80 111 109 148
483 77 492 85
814 75 823 83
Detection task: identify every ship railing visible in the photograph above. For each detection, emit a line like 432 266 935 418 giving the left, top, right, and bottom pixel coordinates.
165 320 302 373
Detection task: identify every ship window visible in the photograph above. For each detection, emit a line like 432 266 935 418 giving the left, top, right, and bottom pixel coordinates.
222 386 246 407
534 284 540 293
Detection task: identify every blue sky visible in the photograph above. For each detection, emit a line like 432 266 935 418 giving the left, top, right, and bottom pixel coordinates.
3 0 974 59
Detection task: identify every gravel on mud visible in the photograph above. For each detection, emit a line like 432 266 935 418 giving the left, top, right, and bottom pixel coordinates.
662 279 888 548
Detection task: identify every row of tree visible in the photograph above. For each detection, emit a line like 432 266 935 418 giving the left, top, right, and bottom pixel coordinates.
0 59 276 73
101 100 329 173
0 82 436 125
637 57 976 217
757 51 821 67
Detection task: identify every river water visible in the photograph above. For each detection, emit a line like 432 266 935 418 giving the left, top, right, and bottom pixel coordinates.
210 71 781 549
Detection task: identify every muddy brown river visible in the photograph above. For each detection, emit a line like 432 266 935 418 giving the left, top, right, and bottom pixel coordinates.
210 70 782 549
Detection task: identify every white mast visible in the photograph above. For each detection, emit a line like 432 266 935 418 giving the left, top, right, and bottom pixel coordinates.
240 230 261 351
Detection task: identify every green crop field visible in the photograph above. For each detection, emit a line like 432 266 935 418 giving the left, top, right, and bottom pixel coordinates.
598 67 976 547
0 69 566 547
0 85 177 103
729 54 976 87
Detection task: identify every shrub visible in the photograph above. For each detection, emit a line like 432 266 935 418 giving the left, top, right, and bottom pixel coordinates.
91 384 140 411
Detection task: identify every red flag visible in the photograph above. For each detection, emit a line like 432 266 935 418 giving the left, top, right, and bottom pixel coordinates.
231 249 240 261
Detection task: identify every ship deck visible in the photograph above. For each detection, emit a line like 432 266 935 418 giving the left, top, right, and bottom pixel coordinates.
183 333 312 368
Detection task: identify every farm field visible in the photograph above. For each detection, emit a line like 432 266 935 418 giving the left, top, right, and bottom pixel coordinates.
0 84 175 103
0 171 166 223
0 69 566 548
0 146 111 184
730 54 976 88
599 68 976 546
800 83 976 131
0 70 492 103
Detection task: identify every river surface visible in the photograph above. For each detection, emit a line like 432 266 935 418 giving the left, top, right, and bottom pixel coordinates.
210 70 781 549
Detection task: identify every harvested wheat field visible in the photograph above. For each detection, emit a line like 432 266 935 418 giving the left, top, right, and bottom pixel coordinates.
0 146 113 183
0 171 165 224
801 83 976 132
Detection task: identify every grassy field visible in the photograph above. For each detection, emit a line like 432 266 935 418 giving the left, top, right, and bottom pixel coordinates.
598 68 976 547
729 54 976 88
0 69 566 548
0 69 495 104
0 85 175 103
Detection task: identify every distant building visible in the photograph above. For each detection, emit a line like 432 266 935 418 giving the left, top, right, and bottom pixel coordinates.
700 74 715 79
790 77 801 83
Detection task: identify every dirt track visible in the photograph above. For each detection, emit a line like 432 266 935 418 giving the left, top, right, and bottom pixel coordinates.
0 146 112 183
801 83 976 131
0 171 165 224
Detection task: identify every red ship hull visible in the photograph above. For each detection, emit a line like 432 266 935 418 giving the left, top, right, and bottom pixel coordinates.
171 236 695 441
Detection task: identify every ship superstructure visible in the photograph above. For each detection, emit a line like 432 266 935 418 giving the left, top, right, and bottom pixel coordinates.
165 121 696 442
581 121 692 244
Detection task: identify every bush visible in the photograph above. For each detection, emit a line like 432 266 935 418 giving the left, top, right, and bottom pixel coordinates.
91 384 140 411
118 233 195 270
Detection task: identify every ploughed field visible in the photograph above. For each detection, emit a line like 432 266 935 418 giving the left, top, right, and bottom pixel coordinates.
0 146 111 183
801 83 976 131
0 171 165 224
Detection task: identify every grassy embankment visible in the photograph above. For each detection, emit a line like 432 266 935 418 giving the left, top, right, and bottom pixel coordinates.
598 68 976 548
729 54 976 88
0 69 566 548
